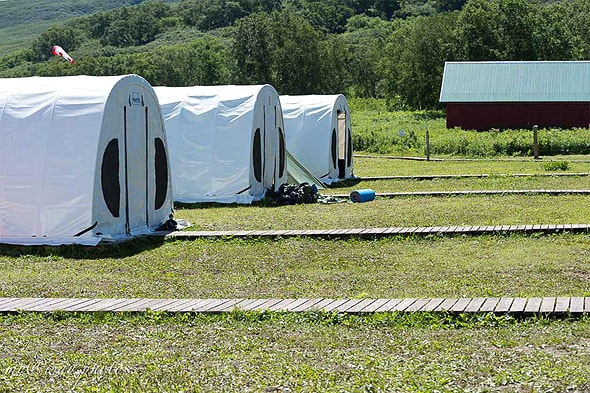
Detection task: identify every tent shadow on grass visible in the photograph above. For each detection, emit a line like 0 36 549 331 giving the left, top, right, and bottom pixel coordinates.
0 236 166 259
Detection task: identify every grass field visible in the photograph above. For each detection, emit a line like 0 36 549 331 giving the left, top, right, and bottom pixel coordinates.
2 130 590 390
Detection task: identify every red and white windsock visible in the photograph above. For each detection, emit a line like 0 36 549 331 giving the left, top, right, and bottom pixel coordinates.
51 45 75 64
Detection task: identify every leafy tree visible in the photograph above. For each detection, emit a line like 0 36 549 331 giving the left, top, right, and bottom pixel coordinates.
455 0 502 60
181 0 247 30
299 0 355 33
383 13 457 108
496 0 535 60
100 2 170 47
532 3 579 60
30 27 79 62
231 12 274 84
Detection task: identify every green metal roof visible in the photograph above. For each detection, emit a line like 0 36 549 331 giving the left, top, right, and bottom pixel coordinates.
439 61 590 102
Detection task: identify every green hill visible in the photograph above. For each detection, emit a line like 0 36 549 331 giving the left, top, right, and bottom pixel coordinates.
0 0 179 29
0 0 589 111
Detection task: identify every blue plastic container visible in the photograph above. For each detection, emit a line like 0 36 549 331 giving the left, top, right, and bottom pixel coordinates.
350 189 375 203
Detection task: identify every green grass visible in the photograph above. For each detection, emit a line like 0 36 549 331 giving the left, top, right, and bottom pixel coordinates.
348 100 590 157
352 155 590 176
3 108 590 391
1 235 590 299
0 312 589 392
177 194 590 230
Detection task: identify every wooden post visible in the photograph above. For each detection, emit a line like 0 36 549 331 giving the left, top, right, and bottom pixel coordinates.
533 125 539 160
425 129 430 161
425 113 430 161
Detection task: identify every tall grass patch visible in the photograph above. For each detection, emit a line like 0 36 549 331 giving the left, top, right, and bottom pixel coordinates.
349 99 590 157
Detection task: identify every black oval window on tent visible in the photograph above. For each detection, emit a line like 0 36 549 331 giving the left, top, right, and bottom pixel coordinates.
278 127 285 178
101 138 120 217
347 129 353 167
154 137 168 210
331 129 337 168
253 128 262 182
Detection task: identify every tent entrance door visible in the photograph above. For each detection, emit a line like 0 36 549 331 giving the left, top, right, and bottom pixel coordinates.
262 103 279 191
123 100 149 235
337 111 347 178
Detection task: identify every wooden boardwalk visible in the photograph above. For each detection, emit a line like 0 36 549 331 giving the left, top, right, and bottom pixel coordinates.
332 189 590 198
0 297 588 315
160 224 590 240
356 173 590 181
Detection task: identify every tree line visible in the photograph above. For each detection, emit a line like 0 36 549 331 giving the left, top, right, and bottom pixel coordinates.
0 0 589 110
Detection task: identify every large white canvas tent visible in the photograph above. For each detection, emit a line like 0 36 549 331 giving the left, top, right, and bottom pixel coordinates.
280 94 354 184
0 74 174 246
155 84 287 204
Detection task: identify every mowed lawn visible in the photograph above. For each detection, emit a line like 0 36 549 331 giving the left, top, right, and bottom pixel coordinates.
1 154 590 392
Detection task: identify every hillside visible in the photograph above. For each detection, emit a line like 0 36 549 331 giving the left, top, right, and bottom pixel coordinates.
0 0 589 111
0 0 180 29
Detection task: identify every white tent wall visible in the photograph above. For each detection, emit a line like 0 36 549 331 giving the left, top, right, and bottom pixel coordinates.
280 94 354 184
155 84 287 204
0 75 174 246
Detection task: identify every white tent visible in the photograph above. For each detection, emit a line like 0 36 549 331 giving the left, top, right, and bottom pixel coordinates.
155 84 287 204
0 74 174 246
280 94 354 184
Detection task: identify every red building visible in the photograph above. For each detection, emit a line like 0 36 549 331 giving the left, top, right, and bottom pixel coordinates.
439 61 590 131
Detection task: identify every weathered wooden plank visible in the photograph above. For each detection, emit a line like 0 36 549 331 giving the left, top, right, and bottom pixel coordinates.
479 298 500 313
450 298 471 313
2 298 46 310
360 298 390 312
248 299 283 311
0 298 22 308
509 298 527 313
569 297 585 314
346 299 377 313
267 299 298 311
177 299 218 312
374 299 402 312
288 298 323 312
21 298 71 312
66 298 109 311
307 298 337 311
391 298 417 312
147 299 187 311
70 298 120 312
0 298 32 310
316 299 347 312
164 299 206 312
420 298 445 312
540 297 556 313
465 298 487 313
405 299 430 312
208 298 246 312
107 298 148 312
97 299 141 312
554 297 570 313
121 298 168 312
239 298 273 311
197 299 233 312
524 297 542 313
434 298 458 312
332 299 362 312
281 298 313 311
495 297 514 313
585 297 590 313
12 298 58 311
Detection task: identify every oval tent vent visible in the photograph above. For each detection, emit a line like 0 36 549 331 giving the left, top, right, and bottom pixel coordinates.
101 138 121 217
154 137 168 210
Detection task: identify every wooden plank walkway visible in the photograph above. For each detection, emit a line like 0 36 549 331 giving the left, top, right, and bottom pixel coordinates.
332 189 590 198
1 297 588 315
159 223 590 240
355 173 590 181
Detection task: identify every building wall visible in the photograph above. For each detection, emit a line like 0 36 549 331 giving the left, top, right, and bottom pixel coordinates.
446 102 590 131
